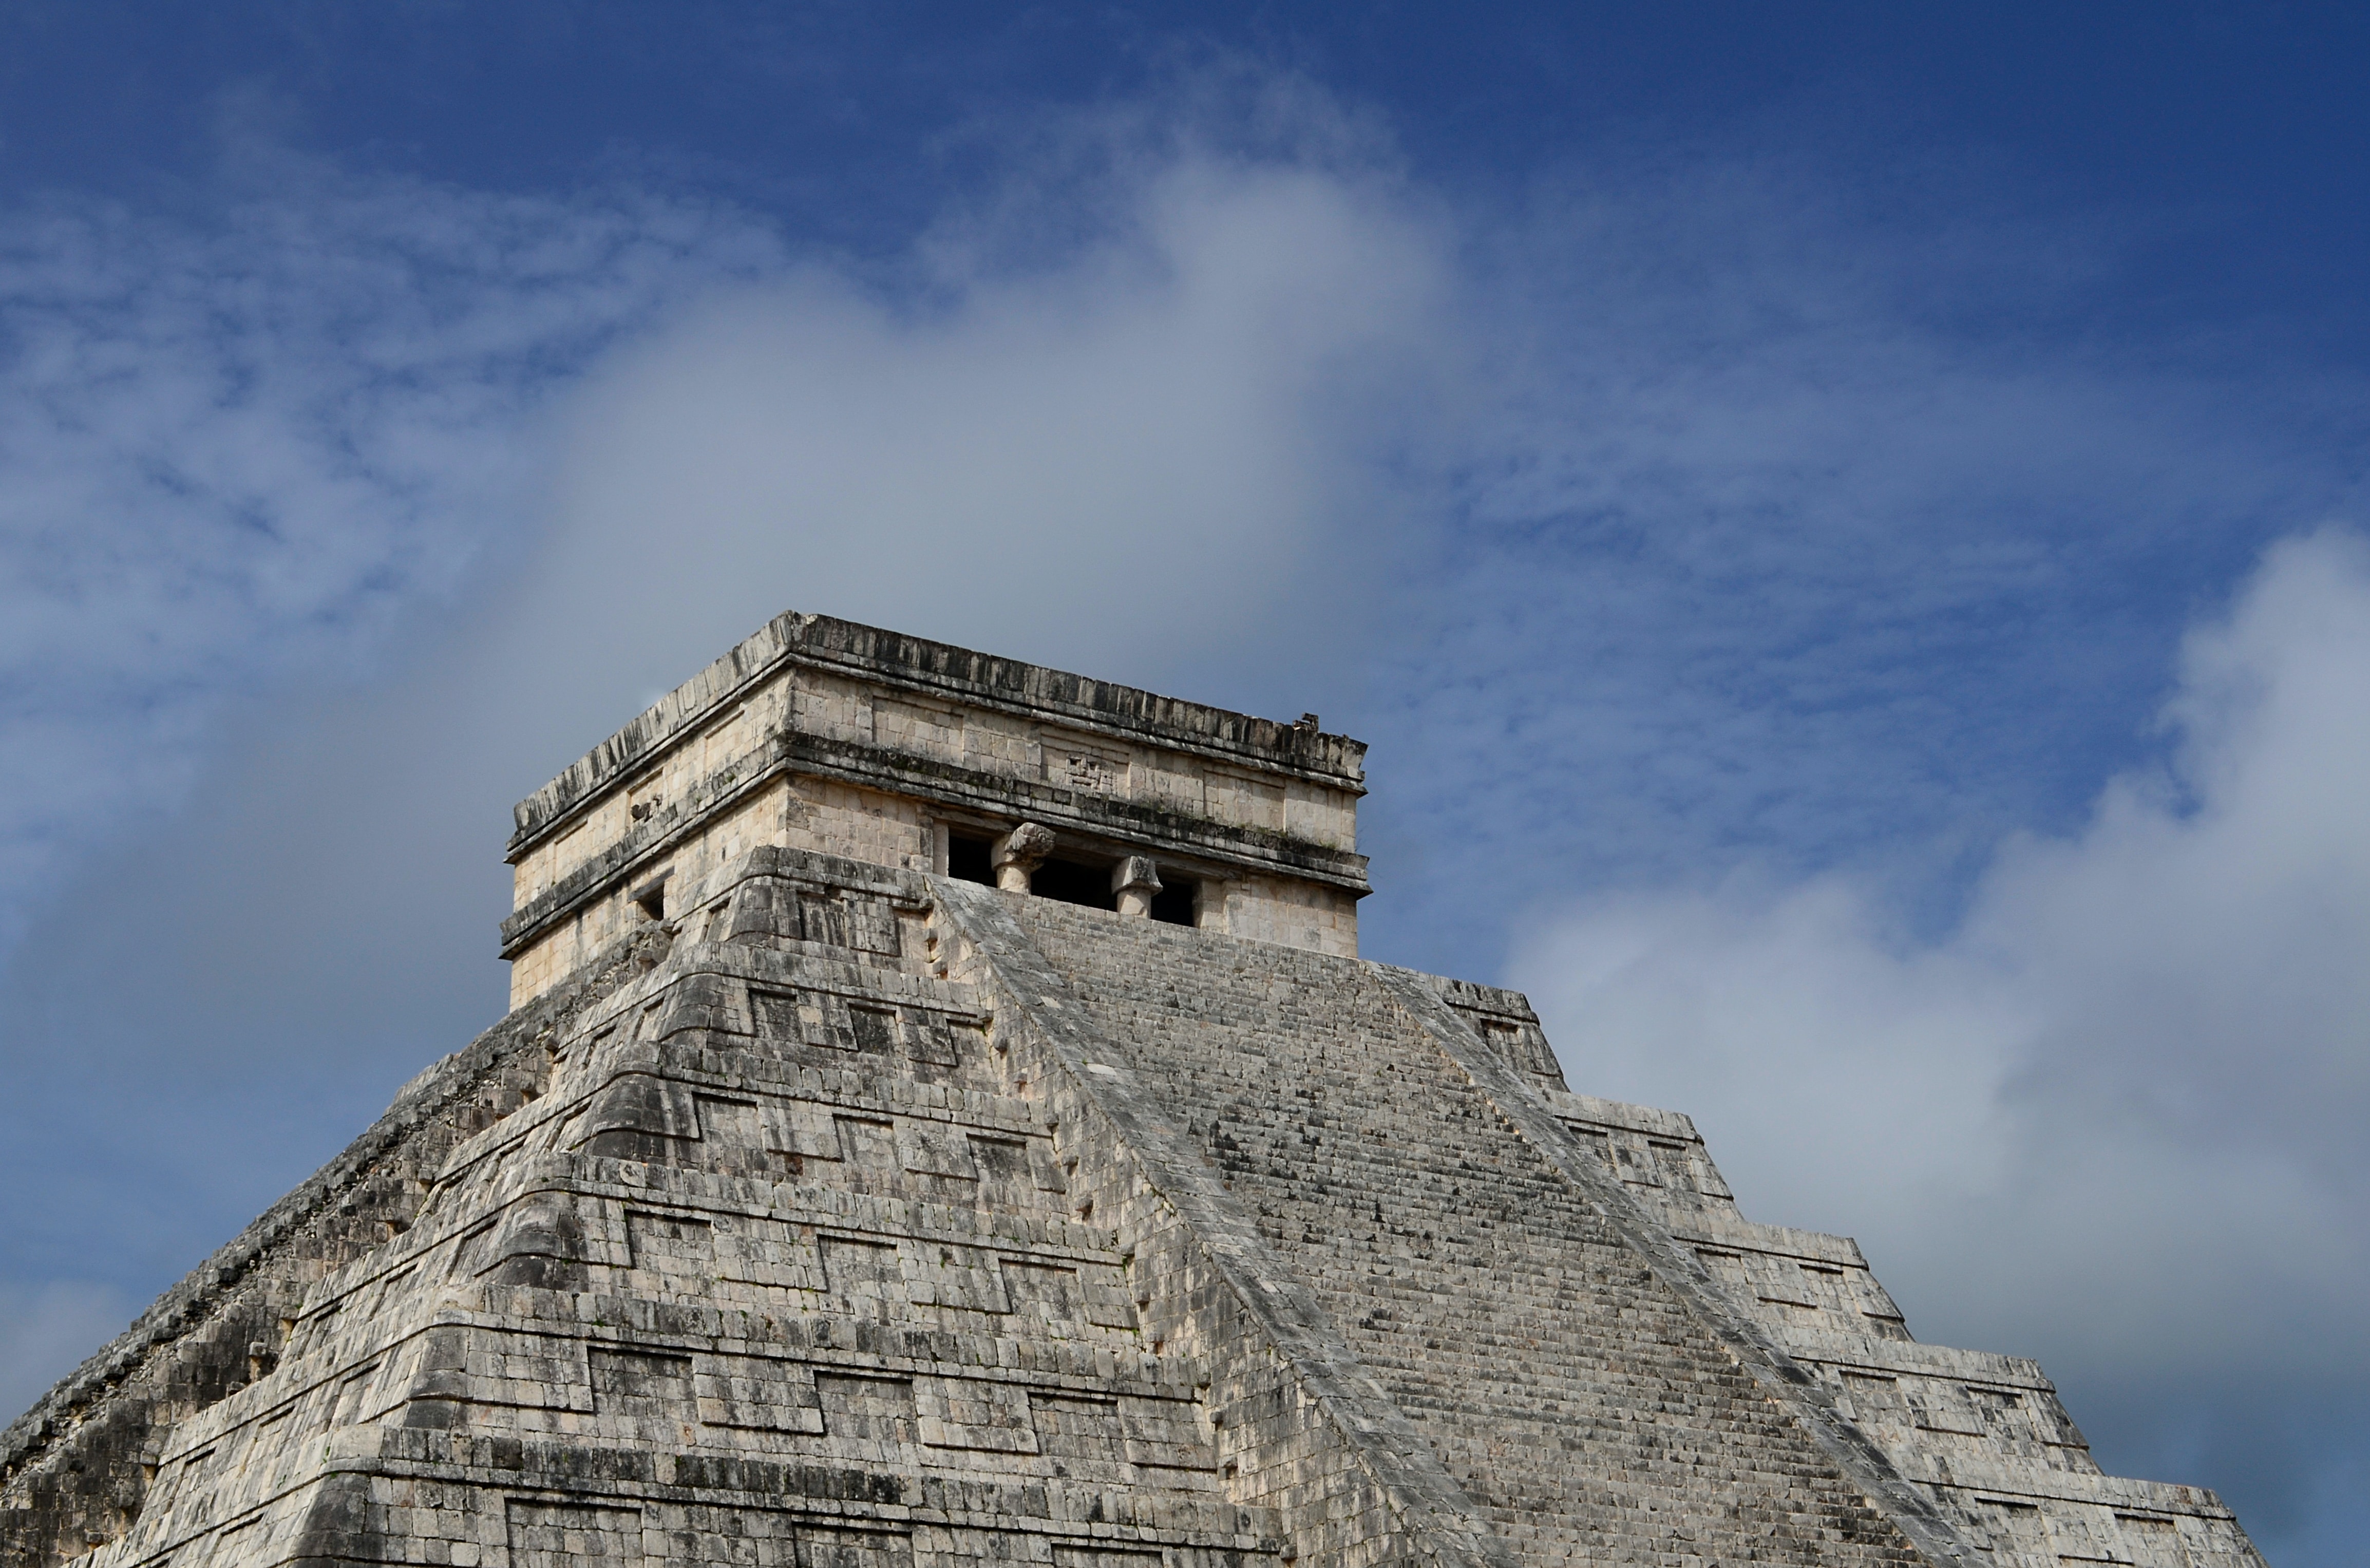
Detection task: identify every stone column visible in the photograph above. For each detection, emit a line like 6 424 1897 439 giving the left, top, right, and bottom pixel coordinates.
991 823 1056 893
1111 856 1163 918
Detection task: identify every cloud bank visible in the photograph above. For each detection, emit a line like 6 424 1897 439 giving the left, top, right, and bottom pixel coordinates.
1511 527 2370 1534
517 144 1448 731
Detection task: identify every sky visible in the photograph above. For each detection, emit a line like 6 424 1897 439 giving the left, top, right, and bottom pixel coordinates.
1 3 2365 1561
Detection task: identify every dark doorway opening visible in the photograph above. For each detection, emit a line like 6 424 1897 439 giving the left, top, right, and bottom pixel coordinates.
631 874 670 921
947 833 995 886
1031 857 1118 912
1149 879 1197 926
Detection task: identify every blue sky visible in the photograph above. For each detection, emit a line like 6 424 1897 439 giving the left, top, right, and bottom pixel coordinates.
2 5 2366 1562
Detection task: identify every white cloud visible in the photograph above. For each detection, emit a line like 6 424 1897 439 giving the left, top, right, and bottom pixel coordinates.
1511 528 2370 1386
505 147 1448 737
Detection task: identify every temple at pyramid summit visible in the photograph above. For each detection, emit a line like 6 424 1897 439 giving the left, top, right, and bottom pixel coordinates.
3 612 2264 1568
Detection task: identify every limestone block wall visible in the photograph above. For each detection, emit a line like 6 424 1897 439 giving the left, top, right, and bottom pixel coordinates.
0 924 675 1568
1561 1098 2260 1568
506 777 948 1006
60 847 1289 1568
1199 878 1359 962
500 613 1371 1008
1427 979 1567 1098
1402 993 2258 1568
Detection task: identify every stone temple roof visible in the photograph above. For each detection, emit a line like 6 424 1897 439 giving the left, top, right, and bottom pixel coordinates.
2 615 2263 1568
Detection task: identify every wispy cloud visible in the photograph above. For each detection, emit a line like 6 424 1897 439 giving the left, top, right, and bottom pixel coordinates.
1356 149 2366 975
0 156 785 949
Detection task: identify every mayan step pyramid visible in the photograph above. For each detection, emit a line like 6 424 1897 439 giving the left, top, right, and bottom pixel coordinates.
4 613 2263 1568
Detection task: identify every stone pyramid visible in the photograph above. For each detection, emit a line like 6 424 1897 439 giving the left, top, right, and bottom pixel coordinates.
4 614 2263 1568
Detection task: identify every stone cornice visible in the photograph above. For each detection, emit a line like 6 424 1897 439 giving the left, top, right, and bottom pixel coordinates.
508 610 1367 858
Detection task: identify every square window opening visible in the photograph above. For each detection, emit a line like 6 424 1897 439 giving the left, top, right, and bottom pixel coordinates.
1032 856 1118 911
630 874 670 921
947 834 995 886
1149 879 1198 925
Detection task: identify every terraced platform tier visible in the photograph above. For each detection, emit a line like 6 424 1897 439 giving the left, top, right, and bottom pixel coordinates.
4 844 2263 1568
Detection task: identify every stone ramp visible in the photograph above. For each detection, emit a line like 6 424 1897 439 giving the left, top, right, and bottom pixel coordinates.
965 889 1946 1568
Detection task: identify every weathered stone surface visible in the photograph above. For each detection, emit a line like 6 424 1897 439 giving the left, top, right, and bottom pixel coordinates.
3 613 2264 1568
498 613 1369 1005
